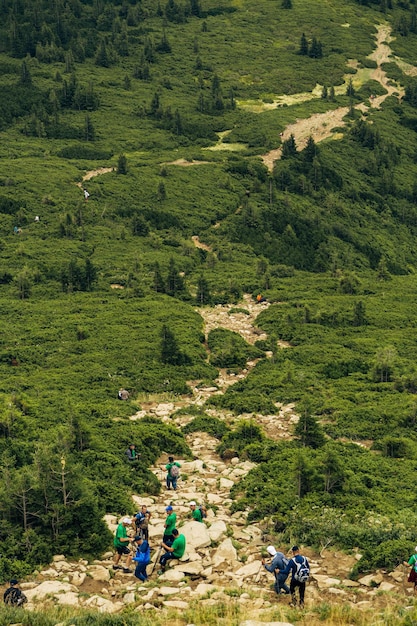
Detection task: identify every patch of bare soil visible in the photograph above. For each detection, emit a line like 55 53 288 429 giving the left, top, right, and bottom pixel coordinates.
261 23 405 172
191 235 212 251
163 158 210 166
75 167 114 188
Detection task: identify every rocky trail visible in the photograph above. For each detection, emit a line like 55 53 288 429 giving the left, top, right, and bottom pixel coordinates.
7 296 415 625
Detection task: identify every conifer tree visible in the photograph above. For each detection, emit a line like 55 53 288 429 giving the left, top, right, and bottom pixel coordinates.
281 133 297 159
294 411 325 448
95 40 110 67
196 275 211 305
282 0 292 7
117 154 128 174
299 33 308 56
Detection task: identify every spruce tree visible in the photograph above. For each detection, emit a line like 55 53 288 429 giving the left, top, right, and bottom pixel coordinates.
299 33 308 56
196 275 211 305
294 412 325 448
117 154 128 174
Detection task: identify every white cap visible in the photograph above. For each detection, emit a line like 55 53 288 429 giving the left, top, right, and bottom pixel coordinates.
267 545 277 556
122 517 132 524
190 501 196 506
415 546 417 552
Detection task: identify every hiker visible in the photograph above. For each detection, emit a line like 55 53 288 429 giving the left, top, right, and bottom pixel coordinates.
405 546 417 592
3 579 27 607
189 501 204 522
83 189 90 201
134 505 151 541
166 456 181 490
262 545 290 595
277 546 310 608
256 293 267 303
113 517 133 573
34 215 40 222
163 505 177 546
159 528 186 572
133 535 151 582
125 444 140 464
118 388 129 400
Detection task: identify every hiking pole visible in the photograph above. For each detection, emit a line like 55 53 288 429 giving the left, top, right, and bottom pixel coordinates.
150 544 163 576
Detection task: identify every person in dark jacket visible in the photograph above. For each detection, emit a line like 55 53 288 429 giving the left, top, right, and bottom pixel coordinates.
262 545 290 595
3 580 27 606
133 535 151 582
276 545 310 608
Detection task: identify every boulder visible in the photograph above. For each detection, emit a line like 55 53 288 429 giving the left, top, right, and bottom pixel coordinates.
181 520 211 549
123 592 136 604
25 581 77 601
159 569 185 583
379 581 395 592
71 572 86 586
163 600 190 609
53 554 66 562
88 566 110 582
158 586 180 596
220 477 234 489
193 583 218 596
235 561 262 578
40 568 59 578
208 520 227 542
175 561 204 576
358 573 383 587
212 538 238 568
55 592 80 606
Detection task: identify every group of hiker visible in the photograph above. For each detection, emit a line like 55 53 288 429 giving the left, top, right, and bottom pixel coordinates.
262 545 310 608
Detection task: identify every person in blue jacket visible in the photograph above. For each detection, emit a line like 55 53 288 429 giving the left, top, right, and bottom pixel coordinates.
276 545 310 608
262 545 290 595
132 535 151 582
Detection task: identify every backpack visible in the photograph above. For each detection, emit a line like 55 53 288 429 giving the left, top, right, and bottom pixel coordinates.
198 505 207 519
293 556 310 583
170 464 180 478
4 588 26 607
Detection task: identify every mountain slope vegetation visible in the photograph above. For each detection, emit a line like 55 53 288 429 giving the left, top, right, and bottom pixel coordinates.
1 0 417 594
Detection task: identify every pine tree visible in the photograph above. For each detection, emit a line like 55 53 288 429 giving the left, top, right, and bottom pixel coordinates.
282 0 292 7
95 39 110 67
166 258 185 296
196 275 211 305
352 300 366 326
153 262 165 293
299 33 308 56
321 85 328 99
329 85 335 101
303 136 318 162
294 411 325 448
281 133 297 159
83 114 95 141
117 154 128 174
19 59 32 86
160 325 183 365
346 78 355 97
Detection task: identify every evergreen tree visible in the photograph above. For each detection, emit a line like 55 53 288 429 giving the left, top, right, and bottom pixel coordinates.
299 32 308 56
160 324 183 365
83 114 95 141
294 412 326 448
309 36 323 58
321 85 328 99
281 133 297 159
19 59 32 86
95 40 110 67
153 262 166 293
132 213 150 236
352 300 366 326
196 274 211 305
166 257 185 297
329 85 335 101
117 154 128 174
346 77 355 97
158 181 167 200
303 136 318 162
282 0 292 7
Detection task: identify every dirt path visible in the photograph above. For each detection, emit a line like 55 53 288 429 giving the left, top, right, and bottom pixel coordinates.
261 23 404 171
75 167 114 188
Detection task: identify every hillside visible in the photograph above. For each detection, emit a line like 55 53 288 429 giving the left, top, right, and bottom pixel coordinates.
2 0 417 624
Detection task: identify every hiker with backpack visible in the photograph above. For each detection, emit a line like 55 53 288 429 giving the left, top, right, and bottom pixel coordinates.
3 579 27 607
404 546 417 593
163 505 177 546
276 545 310 608
134 504 151 542
132 535 151 582
166 456 181 490
262 545 290 595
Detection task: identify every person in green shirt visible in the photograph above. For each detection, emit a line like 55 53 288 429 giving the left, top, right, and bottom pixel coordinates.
159 529 186 572
189 501 202 522
163 505 177 545
165 456 181 490
405 547 417 592
113 517 133 573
